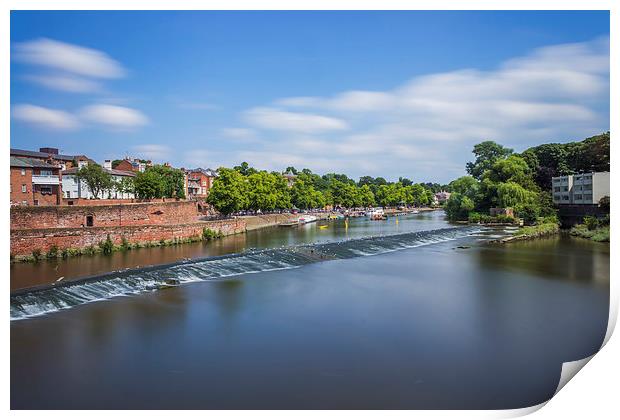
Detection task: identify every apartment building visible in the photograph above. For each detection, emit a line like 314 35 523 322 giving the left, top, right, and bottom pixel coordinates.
10 157 62 206
62 165 136 199
185 168 218 199
552 172 610 205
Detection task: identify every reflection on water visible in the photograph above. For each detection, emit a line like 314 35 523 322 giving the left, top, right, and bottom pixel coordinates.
10 211 446 291
10 211 609 409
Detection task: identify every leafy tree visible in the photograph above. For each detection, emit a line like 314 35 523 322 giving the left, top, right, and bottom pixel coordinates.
445 193 475 221
234 161 257 176
247 171 278 211
291 179 324 209
496 182 537 208
448 176 479 198
466 141 513 179
75 164 113 199
206 168 249 215
114 176 135 196
134 170 165 199
285 166 298 175
357 184 375 207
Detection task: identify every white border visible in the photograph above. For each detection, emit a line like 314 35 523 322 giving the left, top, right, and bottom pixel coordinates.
2 1 616 418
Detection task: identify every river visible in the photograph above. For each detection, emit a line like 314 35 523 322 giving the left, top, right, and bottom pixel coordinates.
10 211 609 409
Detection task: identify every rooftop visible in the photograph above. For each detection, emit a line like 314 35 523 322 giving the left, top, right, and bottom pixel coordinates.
10 156 61 169
10 148 80 162
62 167 136 177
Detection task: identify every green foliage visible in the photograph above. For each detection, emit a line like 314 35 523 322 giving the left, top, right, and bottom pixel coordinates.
60 248 69 259
207 168 249 215
599 196 610 213
134 165 185 199
445 193 474 221
120 236 130 251
468 212 481 223
466 141 513 180
46 245 59 259
516 222 560 237
32 249 42 262
514 203 540 225
115 176 135 196
234 162 258 176
449 176 479 198
495 214 516 224
583 216 600 231
202 228 222 240
75 164 114 199
570 224 609 242
99 235 114 255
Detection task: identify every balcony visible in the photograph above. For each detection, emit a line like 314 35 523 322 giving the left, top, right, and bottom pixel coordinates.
32 175 61 185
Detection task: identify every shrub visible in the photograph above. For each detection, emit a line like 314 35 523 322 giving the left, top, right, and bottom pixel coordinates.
46 245 59 259
120 236 130 251
468 212 481 223
583 216 599 231
99 235 114 255
540 215 559 225
61 249 69 259
32 249 42 262
202 228 222 241
84 245 97 255
495 214 516 224
514 203 540 225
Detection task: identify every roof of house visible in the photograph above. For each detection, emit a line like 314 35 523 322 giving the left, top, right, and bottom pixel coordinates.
187 167 218 177
10 148 79 162
10 156 61 169
62 167 136 177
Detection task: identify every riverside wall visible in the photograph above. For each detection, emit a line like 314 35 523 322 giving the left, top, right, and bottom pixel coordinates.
10 219 246 257
10 201 199 230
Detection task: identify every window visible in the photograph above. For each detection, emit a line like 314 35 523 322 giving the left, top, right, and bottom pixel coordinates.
21 201 27 205
21 168 25 176
574 194 582 200
562 186 568 192
584 194 593 201
554 195 561 201
554 187 560 192
33 200 39 206
21 184 27 193
574 185 582 191
40 170 53 176
66 191 71 198
86 215 94 227
562 195 570 201
40 186 52 195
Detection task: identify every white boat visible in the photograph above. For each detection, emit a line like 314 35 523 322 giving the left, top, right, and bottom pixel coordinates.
367 208 386 220
298 215 318 224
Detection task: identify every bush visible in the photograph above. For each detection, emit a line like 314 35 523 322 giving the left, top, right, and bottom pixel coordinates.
120 236 130 251
583 216 599 231
98 235 114 255
61 249 69 259
32 249 42 262
84 245 97 255
46 245 59 259
514 203 540 225
540 215 559 225
468 212 481 223
202 228 222 241
495 214 516 224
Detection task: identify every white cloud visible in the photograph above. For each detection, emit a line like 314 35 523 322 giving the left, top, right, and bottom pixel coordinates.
24 74 102 93
14 38 126 79
234 36 609 182
12 104 80 130
132 144 171 161
244 107 349 133
220 127 259 142
80 104 149 129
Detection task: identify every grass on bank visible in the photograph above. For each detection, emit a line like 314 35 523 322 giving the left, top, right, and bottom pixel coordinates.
515 222 560 237
570 218 610 242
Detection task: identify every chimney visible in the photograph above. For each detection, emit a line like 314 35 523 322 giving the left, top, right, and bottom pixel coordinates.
103 160 112 170
39 147 59 155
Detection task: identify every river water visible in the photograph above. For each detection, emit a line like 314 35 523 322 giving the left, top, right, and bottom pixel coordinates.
10 211 609 409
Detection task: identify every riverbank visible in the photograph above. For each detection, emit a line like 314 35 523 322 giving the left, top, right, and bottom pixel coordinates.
569 224 610 242
490 222 560 243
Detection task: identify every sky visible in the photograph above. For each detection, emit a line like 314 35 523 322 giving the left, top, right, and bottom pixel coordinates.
10 11 610 183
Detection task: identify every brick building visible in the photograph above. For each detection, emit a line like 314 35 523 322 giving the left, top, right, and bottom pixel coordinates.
185 168 218 199
10 157 62 206
113 158 152 172
10 147 90 170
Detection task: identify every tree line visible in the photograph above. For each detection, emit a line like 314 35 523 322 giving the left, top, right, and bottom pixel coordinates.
445 132 610 223
75 164 186 200
207 164 441 215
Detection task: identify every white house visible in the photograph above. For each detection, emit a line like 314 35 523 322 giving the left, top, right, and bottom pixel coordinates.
61 164 136 200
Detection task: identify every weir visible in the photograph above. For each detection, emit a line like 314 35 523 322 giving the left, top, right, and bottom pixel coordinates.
11 226 485 320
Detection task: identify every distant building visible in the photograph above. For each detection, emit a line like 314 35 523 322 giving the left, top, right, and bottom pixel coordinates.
552 172 610 205
10 147 91 170
185 168 218 199
113 158 152 173
434 190 451 204
282 171 297 188
62 165 136 200
10 156 62 206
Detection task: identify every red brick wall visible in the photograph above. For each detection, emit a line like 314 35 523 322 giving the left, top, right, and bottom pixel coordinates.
10 219 247 257
10 167 33 205
11 201 200 230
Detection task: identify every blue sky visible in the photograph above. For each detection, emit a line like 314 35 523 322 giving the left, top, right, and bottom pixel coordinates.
10 11 609 183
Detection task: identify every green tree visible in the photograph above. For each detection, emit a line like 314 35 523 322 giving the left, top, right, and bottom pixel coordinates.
466 141 513 180
448 176 479 198
114 176 135 196
234 161 257 176
75 164 113 199
133 165 185 199
206 168 249 215
134 170 165 199
445 193 475 221
357 184 375 207
247 171 278 211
